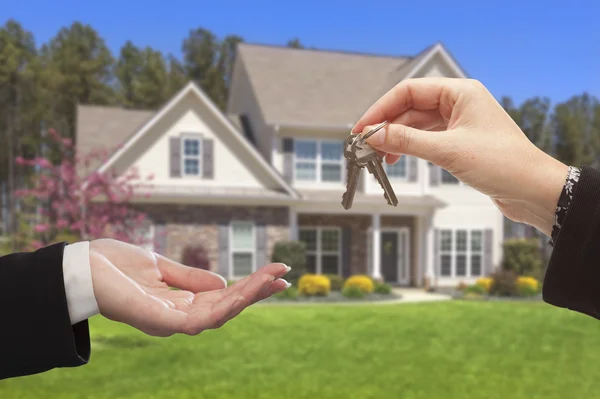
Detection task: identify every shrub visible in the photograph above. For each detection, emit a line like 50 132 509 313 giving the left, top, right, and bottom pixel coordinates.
271 240 307 284
342 285 366 299
325 274 345 291
298 274 331 296
374 282 392 295
343 275 374 294
181 244 210 270
517 276 540 296
490 269 518 297
476 277 493 293
274 286 298 300
502 238 543 278
456 281 468 291
465 284 486 295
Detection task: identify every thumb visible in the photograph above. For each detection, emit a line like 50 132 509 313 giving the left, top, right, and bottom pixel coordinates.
363 123 450 164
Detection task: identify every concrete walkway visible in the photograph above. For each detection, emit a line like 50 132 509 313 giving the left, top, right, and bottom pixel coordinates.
260 288 452 306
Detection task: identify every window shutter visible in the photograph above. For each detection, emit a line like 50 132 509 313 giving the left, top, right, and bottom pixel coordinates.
429 163 441 186
483 229 494 275
202 139 214 179
153 224 167 256
170 137 182 177
282 138 294 183
408 156 418 182
218 224 230 279
255 222 267 270
341 228 352 277
433 229 440 277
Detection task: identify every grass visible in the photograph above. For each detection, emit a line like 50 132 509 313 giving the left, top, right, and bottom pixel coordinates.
2 301 600 399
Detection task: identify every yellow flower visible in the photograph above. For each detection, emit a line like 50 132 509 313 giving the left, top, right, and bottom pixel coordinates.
517 276 539 291
476 277 493 293
343 275 374 294
298 274 331 296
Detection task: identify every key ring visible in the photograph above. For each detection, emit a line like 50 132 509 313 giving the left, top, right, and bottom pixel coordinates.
350 121 388 153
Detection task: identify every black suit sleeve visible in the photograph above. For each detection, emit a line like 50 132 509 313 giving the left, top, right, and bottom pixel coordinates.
0 242 91 380
543 165 600 320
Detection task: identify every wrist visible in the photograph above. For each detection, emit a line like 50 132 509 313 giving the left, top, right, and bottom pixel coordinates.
520 151 569 237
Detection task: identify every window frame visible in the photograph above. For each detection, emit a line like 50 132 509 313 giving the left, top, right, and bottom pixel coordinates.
298 226 342 275
181 134 202 177
229 221 256 279
293 139 344 183
384 156 409 181
438 228 485 278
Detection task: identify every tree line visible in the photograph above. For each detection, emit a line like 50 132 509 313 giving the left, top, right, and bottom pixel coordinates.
0 18 304 235
1 18 599 238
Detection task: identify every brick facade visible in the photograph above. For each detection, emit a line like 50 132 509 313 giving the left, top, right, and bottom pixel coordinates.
298 213 419 285
139 204 289 272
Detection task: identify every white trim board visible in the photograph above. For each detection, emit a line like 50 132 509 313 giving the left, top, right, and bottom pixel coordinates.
94 81 299 199
403 43 468 80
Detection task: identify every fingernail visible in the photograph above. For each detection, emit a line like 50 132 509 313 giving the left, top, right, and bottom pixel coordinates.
275 263 291 273
367 126 387 146
280 279 291 289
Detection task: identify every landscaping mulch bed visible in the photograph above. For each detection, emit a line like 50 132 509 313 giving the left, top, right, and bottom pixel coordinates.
262 291 402 303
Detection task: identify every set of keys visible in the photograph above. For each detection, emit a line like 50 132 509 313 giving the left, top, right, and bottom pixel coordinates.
341 121 399 210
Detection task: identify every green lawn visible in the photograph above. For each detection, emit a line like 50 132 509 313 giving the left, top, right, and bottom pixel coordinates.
2 301 600 399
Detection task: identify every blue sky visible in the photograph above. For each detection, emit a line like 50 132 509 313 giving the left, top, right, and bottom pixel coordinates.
2 0 599 105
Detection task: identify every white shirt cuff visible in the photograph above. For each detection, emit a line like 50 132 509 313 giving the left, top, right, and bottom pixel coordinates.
62 241 100 325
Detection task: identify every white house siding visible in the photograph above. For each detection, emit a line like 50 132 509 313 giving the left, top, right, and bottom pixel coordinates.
227 58 276 163
130 94 265 189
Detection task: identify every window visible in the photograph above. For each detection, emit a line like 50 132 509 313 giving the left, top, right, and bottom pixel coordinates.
230 222 255 278
182 137 201 176
294 140 343 182
385 156 407 179
441 169 459 184
439 229 484 277
299 227 341 275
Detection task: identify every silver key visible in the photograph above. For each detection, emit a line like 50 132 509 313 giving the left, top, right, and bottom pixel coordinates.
341 135 362 210
351 122 398 207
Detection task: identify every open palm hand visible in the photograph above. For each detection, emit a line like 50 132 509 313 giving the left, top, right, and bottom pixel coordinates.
88 239 290 337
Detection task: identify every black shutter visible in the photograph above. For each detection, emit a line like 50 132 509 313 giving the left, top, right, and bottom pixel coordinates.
202 139 214 179
408 156 418 182
282 138 294 183
170 137 181 177
341 228 352 277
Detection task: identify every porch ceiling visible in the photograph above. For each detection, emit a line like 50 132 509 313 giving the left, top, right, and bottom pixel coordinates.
299 190 447 208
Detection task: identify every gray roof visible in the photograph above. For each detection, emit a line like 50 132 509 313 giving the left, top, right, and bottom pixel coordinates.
236 43 435 127
76 105 154 173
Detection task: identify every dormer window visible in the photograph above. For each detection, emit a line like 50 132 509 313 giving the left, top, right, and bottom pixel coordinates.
182 137 201 176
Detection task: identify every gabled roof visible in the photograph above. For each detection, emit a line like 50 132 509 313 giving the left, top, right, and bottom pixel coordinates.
235 42 467 128
78 82 299 198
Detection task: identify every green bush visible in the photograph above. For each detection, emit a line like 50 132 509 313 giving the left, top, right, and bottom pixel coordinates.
502 238 543 278
273 286 298 300
465 284 486 295
374 282 392 295
518 285 539 297
342 285 366 299
325 274 345 291
490 269 518 297
271 240 307 285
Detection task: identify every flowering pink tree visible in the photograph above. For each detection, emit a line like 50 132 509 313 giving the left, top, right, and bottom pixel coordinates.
15 129 154 250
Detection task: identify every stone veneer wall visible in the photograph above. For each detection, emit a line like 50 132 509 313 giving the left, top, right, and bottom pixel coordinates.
139 204 289 272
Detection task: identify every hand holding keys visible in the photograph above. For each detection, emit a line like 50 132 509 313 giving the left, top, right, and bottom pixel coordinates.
341 121 399 210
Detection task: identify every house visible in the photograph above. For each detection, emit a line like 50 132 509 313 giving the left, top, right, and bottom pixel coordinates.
76 42 504 288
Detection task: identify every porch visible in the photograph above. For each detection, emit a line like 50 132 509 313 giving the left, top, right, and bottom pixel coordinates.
289 210 436 288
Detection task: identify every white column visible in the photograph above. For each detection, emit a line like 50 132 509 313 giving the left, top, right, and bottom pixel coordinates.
372 213 382 280
289 209 298 240
421 159 430 195
425 212 435 285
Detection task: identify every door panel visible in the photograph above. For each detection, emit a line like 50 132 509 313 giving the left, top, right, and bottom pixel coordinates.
381 232 398 283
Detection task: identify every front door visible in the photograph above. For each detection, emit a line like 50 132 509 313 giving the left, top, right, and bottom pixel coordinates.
380 229 410 285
